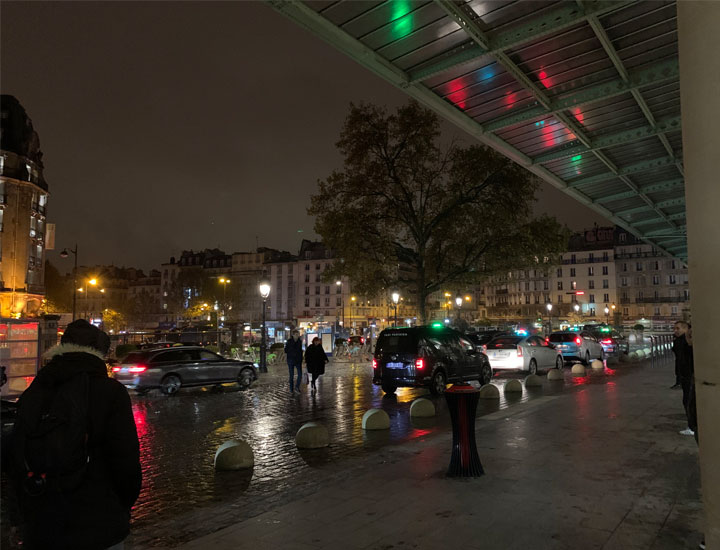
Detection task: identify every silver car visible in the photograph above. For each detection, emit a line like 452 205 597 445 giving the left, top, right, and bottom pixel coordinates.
112 346 257 395
484 335 564 374
549 331 605 364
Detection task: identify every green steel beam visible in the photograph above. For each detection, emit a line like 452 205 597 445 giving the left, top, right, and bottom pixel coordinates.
533 116 681 165
616 197 685 217
267 1 683 261
408 0 633 83
483 57 679 133
567 155 679 188
633 212 686 226
643 225 686 237
596 178 685 204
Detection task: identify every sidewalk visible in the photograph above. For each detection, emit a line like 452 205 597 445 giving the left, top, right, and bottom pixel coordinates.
178 359 703 550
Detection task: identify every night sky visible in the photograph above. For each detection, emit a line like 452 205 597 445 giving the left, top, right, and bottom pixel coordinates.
1 1 608 272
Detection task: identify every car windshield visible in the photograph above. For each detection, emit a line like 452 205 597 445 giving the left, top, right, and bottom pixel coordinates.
549 333 578 343
487 336 522 349
375 332 418 354
122 352 149 364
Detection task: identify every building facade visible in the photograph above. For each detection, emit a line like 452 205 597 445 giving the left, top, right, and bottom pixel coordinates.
0 95 49 317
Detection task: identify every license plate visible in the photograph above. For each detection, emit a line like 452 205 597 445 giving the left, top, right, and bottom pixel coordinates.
386 362 404 369
494 351 510 357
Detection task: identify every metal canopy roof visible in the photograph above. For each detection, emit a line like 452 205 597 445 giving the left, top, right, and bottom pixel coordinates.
269 0 686 260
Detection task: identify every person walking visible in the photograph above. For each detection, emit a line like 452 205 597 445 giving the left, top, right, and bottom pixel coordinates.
672 320 695 436
304 337 329 394
284 329 303 393
10 319 142 550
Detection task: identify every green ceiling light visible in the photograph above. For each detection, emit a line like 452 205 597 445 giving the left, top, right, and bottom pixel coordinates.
390 0 413 40
571 154 582 162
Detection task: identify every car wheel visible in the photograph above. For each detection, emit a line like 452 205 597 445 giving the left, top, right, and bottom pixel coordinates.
481 361 493 385
584 351 590 365
429 370 447 395
528 359 537 375
160 374 181 396
555 356 564 370
381 383 397 395
237 368 254 390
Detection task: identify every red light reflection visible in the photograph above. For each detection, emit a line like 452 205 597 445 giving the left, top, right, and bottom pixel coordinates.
538 69 552 89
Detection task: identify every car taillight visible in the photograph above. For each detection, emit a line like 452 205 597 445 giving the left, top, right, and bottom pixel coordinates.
360 338 365 344
545 338 550 345
575 337 582 346
517 347 523 357
415 358 424 370
601 339 613 344
112 366 121 373
127 365 147 373
372 358 377 369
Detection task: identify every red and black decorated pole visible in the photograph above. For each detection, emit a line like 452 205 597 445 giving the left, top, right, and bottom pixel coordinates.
445 384 484 477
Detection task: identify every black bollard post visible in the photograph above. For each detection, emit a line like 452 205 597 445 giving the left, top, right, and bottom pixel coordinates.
444 384 484 477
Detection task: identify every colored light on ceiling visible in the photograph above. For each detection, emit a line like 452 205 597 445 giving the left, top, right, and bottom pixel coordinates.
535 120 545 127
571 155 582 162
390 0 414 39
538 69 552 89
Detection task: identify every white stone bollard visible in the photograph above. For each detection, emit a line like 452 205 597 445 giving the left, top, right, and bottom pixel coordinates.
479 384 500 399
504 379 523 393
524 374 543 387
590 359 604 370
214 440 254 471
571 364 586 375
361 408 390 430
547 368 564 381
409 398 436 418
295 422 330 449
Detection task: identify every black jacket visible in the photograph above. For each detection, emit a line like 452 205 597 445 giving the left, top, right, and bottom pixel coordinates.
672 335 694 379
304 344 329 375
12 344 142 550
284 337 303 365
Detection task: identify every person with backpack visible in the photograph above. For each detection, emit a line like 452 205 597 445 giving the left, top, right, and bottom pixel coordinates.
10 319 142 549
304 337 329 394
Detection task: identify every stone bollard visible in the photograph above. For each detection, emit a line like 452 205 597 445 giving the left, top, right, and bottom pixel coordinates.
590 359 604 370
410 398 436 418
547 368 564 381
524 374 543 387
504 379 523 393
635 350 645 359
479 384 500 399
214 440 254 470
571 364 586 375
295 422 330 449
620 352 632 363
361 408 390 430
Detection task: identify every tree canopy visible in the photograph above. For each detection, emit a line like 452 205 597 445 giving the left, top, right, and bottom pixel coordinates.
309 101 568 322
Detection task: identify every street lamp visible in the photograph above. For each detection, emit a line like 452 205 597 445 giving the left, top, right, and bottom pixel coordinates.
219 277 230 326
350 296 356 330
574 303 580 315
259 282 271 373
336 280 344 331
455 296 463 320
604 305 610 324
60 245 78 320
78 278 102 320
546 303 553 334
391 292 400 327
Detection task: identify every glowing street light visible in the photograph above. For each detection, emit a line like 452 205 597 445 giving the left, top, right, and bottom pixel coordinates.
391 292 400 326
259 282 271 373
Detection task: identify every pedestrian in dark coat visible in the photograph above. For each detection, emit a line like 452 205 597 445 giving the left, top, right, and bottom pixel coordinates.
284 330 304 393
304 337 329 393
11 319 142 550
672 320 695 436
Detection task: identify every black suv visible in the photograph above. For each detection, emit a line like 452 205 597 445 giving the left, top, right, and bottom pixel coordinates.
373 325 493 395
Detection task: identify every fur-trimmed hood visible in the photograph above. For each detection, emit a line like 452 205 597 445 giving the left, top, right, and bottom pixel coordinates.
43 342 107 361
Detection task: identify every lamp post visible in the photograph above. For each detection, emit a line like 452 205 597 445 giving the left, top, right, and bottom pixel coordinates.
336 280 344 331
444 291 451 319
604 305 610 324
219 277 230 326
546 303 553 335
60 245 78 320
350 296 356 331
611 303 616 326
391 292 400 327
455 296 463 320
78 278 102 320
259 282 271 373
573 303 580 322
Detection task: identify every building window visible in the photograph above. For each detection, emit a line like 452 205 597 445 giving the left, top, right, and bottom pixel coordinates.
305 264 310 270
305 274 310 282
589 294 595 303
557 281 563 290
589 253 594 262
571 254 576 264
336 297 341 306
637 291 644 300
316 263 321 270
603 252 609 261
602 279 608 289
623 307 629 315
325 286 330 294
557 268 562 277
543 281 548 290
324 297 330 306
603 294 609 302
315 286 320 294
669 275 677 284
602 266 608 275
588 280 595 289
672 306 678 315
304 287 309 295
636 262 643 271
652 275 659 285
588 267 594 276
315 298 320 307
304 298 310 307
684 289 690 300
654 307 660 316
571 281 577 290
570 268 576 277
653 261 659 270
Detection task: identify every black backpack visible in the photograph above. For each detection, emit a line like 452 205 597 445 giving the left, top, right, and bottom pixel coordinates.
14 373 90 496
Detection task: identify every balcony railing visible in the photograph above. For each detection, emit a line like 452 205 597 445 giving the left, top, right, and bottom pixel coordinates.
635 296 687 303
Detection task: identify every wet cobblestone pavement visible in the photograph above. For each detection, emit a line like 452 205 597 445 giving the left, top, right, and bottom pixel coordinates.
123 354 657 549
1 351 671 550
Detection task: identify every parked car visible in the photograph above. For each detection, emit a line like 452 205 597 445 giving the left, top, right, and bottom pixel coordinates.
465 330 510 349
549 331 604 364
373 325 493 395
112 346 257 395
484 334 564 374
347 335 365 346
